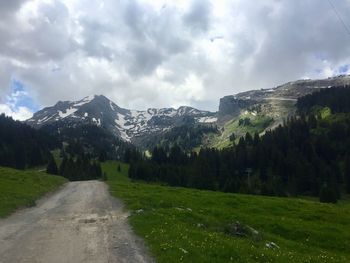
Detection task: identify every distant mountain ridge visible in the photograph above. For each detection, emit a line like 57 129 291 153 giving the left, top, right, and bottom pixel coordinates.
26 95 217 143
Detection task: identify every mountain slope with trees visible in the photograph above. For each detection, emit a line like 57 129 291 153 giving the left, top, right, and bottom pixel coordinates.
0 114 60 169
128 86 350 203
40 122 134 161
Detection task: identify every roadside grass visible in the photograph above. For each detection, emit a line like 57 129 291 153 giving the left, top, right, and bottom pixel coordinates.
103 161 350 263
0 166 67 218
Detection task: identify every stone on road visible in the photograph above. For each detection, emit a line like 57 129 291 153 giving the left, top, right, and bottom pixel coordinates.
0 181 152 263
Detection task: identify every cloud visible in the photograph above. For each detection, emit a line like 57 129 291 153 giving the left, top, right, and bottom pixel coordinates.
0 104 33 121
0 0 27 18
0 0 350 113
0 79 35 120
183 0 212 33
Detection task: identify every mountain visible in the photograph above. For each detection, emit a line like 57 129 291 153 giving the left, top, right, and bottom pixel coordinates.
219 74 350 122
211 75 350 148
26 95 217 145
26 74 350 150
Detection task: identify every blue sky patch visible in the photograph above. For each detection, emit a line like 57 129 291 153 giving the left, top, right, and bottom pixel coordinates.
339 64 349 74
7 79 39 112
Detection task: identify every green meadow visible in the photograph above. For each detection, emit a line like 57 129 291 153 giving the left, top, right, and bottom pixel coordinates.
103 161 350 263
0 166 67 218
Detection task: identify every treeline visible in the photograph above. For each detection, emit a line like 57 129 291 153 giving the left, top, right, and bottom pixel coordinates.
136 124 218 151
297 85 350 114
162 124 218 150
0 114 60 169
129 87 350 203
40 123 133 160
47 150 102 181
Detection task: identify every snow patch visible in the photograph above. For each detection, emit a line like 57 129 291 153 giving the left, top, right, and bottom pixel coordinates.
119 130 131 142
197 116 217 123
115 113 127 128
37 115 53 124
73 95 95 107
109 101 115 111
58 107 78 118
92 117 101 126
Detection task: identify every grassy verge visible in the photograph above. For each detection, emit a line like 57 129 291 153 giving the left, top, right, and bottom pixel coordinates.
0 166 67 218
103 161 350 263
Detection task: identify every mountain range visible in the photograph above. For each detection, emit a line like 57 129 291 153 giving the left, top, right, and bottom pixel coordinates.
26 74 350 149
26 95 216 144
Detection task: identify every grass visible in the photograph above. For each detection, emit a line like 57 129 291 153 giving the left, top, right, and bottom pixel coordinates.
103 161 350 263
205 100 296 150
0 166 67 218
208 112 274 149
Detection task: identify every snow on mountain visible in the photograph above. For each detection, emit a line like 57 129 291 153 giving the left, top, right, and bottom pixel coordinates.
26 95 217 142
197 116 218 123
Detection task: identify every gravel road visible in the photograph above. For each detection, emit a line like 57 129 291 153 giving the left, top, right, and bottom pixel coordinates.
0 181 153 263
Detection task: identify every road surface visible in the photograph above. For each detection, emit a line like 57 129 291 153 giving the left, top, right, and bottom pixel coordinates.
0 181 152 263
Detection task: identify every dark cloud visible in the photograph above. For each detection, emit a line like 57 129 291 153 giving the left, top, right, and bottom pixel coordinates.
0 0 28 17
183 0 212 33
0 1 73 64
184 0 211 33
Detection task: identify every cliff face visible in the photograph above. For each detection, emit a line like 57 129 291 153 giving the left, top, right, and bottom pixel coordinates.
218 96 256 123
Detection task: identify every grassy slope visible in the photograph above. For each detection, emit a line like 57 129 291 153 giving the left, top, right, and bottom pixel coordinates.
103 161 350 263
207 113 274 149
0 166 67 218
205 100 295 150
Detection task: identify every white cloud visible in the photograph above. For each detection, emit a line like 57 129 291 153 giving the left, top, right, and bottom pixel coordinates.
0 104 33 121
0 0 349 112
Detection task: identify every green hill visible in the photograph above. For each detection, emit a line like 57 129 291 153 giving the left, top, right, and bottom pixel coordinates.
103 161 350 263
0 166 67 217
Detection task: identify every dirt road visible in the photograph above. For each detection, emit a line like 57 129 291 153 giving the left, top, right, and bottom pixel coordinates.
0 181 152 263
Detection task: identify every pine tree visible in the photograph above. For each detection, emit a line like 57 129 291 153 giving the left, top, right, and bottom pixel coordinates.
59 156 67 176
345 157 350 194
46 153 58 175
319 182 337 203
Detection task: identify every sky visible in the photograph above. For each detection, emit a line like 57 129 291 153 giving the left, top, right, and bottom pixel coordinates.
0 0 350 120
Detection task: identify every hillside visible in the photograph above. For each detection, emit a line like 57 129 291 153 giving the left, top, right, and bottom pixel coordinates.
214 75 350 148
128 86 350 202
104 161 350 263
0 166 66 217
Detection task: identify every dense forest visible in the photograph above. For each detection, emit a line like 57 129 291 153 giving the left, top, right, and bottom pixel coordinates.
135 124 218 151
297 86 350 114
0 114 103 181
0 114 60 169
40 122 133 160
56 151 103 181
128 86 350 203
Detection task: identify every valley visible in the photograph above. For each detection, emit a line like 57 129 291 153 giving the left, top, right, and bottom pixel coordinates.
1 75 350 263
1 2 350 262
